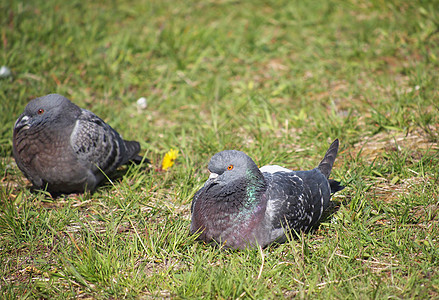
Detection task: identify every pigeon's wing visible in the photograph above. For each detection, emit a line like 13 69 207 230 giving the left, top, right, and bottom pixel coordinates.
191 185 204 213
70 109 127 174
190 180 216 235
263 168 330 236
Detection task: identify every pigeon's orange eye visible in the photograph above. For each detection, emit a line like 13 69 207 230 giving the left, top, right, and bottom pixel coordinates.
37 109 45 115
227 165 234 170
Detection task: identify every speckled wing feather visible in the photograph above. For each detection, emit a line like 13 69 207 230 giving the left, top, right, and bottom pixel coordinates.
70 109 139 175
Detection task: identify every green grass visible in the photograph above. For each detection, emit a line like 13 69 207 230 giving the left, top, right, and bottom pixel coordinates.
1 0 439 298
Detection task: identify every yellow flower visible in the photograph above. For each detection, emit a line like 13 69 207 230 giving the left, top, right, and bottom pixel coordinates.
162 149 179 170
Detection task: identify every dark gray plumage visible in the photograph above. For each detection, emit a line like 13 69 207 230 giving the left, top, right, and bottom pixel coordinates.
190 139 344 249
13 94 144 194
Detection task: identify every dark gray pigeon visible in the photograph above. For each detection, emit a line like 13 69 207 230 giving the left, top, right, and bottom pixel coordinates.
190 139 344 249
13 93 145 194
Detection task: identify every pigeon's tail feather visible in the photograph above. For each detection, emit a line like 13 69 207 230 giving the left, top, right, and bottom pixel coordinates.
124 140 141 158
317 139 339 178
329 179 345 193
123 140 149 164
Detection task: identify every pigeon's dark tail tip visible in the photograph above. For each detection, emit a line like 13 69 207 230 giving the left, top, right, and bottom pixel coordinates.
329 179 345 194
130 154 150 164
318 139 339 178
124 140 150 164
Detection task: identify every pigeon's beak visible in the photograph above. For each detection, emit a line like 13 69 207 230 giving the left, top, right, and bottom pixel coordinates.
205 172 219 191
14 115 31 132
206 172 219 186
208 172 219 180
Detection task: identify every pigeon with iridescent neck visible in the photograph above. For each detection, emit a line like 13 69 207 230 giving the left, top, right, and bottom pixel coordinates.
13 94 145 194
190 139 344 249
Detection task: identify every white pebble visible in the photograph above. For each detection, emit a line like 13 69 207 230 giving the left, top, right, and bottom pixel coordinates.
136 97 147 110
0 66 12 78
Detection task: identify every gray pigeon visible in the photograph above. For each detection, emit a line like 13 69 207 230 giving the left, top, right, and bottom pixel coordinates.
190 139 344 249
13 94 144 194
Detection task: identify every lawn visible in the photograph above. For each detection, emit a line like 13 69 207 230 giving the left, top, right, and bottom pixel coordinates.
1 0 438 298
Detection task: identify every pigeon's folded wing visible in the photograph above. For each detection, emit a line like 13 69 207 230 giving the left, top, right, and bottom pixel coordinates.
70 109 124 174
264 172 312 232
264 170 329 234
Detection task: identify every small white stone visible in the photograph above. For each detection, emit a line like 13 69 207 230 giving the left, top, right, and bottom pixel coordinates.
136 97 147 110
0 66 12 78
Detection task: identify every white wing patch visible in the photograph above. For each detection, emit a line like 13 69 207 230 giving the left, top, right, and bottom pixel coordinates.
70 120 80 144
260 165 292 174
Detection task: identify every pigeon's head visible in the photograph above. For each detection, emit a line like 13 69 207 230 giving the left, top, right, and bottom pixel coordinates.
14 94 80 133
206 150 262 184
